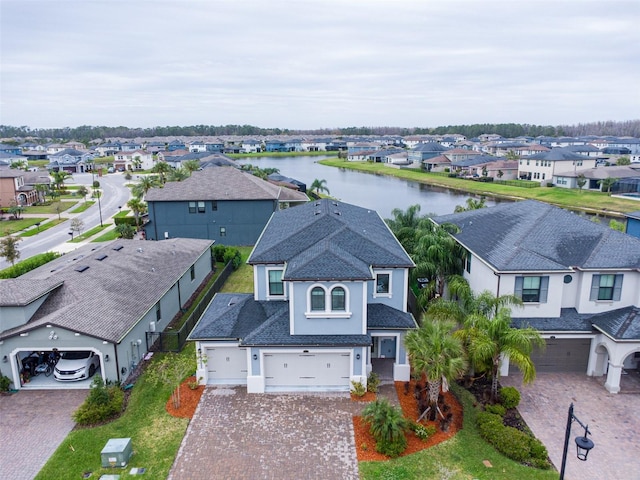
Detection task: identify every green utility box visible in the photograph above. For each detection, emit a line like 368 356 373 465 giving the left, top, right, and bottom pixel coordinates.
101 438 133 468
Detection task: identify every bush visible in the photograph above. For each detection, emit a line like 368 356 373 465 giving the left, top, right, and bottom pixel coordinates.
362 399 409 457
409 422 436 441
351 380 366 397
0 374 11 392
0 252 61 279
485 403 506 416
367 371 380 393
113 216 137 227
223 248 242 270
376 436 408 457
499 386 521 409
73 375 124 425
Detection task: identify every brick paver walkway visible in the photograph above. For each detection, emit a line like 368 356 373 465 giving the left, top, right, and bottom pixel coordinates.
0 390 88 480
168 387 369 480
501 373 640 480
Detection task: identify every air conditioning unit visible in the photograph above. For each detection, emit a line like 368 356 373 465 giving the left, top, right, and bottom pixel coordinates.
149 321 156 332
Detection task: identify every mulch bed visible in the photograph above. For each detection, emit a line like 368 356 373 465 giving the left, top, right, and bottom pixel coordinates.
351 391 377 402
166 376 205 418
354 380 463 461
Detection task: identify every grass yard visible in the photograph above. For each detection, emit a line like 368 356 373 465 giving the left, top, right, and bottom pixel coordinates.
114 209 131 217
25 201 78 214
70 201 95 214
219 246 254 293
91 229 120 242
359 384 558 480
70 224 112 242
1 217 48 236
18 219 66 237
319 159 640 216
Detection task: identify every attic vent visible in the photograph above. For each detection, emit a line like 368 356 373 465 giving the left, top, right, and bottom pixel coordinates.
332 201 338 206
75 265 90 273
314 202 321 206
96 254 108 261
228 297 239 306
137 248 144 253
334 210 341 216
314 210 321 215
72 255 84 261
113 245 124 251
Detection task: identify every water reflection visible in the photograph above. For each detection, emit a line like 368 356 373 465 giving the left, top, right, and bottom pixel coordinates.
236 156 505 219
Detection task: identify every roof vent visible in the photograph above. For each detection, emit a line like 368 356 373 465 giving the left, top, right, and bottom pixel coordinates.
113 245 124 251
228 297 239 306
332 201 338 206
96 254 108 261
137 248 143 253
74 265 89 273
334 210 341 216
314 210 321 215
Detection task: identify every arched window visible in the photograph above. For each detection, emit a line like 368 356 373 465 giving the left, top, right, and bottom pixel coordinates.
331 287 345 311
311 287 325 311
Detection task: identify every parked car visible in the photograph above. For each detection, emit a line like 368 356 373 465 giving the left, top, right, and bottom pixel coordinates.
53 351 100 382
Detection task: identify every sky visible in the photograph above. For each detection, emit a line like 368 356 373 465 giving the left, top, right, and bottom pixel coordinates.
1 0 638 130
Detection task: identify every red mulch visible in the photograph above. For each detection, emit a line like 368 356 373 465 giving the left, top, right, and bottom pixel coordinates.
166 376 205 418
351 391 377 402
354 380 463 461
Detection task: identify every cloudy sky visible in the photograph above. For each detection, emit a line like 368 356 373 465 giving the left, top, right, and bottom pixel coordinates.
1 0 638 130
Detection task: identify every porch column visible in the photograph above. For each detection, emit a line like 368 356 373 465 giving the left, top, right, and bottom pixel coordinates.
604 362 622 394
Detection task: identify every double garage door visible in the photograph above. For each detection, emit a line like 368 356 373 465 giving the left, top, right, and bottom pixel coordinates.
511 338 591 374
264 352 351 390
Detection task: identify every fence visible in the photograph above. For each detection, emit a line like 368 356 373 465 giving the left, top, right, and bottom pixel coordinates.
146 261 234 352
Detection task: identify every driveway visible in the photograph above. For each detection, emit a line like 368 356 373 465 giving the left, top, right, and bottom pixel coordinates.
0 389 88 480
501 373 640 480
169 387 365 480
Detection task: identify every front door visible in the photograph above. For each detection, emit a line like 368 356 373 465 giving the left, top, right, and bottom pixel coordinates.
380 338 396 359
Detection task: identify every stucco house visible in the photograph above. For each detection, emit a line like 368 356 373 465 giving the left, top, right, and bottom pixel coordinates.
518 148 597 184
189 199 417 393
434 200 640 394
47 149 94 173
113 150 153 171
0 238 214 390
144 166 308 245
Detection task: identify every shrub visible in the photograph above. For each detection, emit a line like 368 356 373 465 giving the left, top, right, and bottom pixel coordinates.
0 252 61 279
351 380 366 397
212 245 242 269
367 371 380 393
0 374 11 392
113 216 137 227
485 403 506 416
362 399 409 457
409 422 436 441
499 386 521 409
73 375 124 425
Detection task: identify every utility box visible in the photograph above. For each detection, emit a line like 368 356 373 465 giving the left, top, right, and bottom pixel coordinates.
101 438 132 468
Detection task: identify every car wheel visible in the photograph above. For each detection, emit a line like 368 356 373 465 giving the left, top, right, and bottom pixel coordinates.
45 364 53 377
89 364 96 377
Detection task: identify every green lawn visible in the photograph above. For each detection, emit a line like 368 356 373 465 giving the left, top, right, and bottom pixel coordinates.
319 159 640 216
359 384 558 480
70 201 95 214
18 219 65 237
219 246 254 292
114 209 131 218
91 229 120 242
70 224 112 243
1 217 48 236
24 201 78 214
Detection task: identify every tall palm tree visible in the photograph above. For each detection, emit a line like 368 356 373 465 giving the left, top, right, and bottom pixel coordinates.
127 197 147 231
167 167 189 182
404 318 467 420
51 170 70 193
454 196 486 213
151 161 171 184
309 178 330 198
182 159 201 173
385 204 431 253
132 175 161 199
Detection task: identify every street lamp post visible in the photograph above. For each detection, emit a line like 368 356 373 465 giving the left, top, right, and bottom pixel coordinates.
559 403 595 480
96 188 103 227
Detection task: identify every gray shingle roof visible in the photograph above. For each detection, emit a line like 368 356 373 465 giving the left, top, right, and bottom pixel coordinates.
145 166 308 203
434 200 640 272
0 278 64 306
249 199 414 280
526 148 591 162
512 308 594 332
0 238 213 342
367 303 417 329
591 306 640 340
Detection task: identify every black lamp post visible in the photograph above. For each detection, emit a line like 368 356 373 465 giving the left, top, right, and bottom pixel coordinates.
559 403 595 480
96 188 103 227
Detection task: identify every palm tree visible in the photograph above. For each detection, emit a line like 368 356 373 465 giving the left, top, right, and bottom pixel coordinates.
385 204 432 253
132 175 161 199
598 177 618 195
182 159 201 173
454 196 486 213
309 178 330 198
51 170 70 193
127 197 147 231
151 161 171 184
404 318 467 420
34 183 49 203
167 167 189 182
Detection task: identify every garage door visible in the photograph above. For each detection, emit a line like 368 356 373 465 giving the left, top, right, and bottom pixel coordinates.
511 339 591 374
264 352 350 391
206 347 247 384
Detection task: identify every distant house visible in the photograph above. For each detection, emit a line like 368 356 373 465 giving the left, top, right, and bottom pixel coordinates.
167 139 186 151
0 143 22 156
0 170 38 207
409 142 447 165
113 150 154 171
518 148 596 183
144 166 308 245
265 139 289 152
241 139 262 153
46 149 94 173
188 199 417 392
553 165 640 190
472 160 519 180
434 200 640 394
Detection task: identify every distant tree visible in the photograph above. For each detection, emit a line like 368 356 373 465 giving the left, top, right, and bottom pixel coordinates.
132 175 161 198
504 150 520 161
34 183 49 203
167 167 189 182
51 170 71 192
115 223 136 239
77 185 89 201
616 156 631 166
576 174 587 192
309 178 330 197
127 197 147 230
598 177 618 195
454 197 486 213
70 218 84 235
132 155 142 170
8 202 24 219
497 170 504 179
52 201 64 220
151 161 171 183
0 236 22 266
182 159 201 173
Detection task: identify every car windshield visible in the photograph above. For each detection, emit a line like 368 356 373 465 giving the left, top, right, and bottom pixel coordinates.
61 351 90 360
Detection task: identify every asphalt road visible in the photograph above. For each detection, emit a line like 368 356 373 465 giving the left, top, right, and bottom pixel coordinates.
0 172 132 270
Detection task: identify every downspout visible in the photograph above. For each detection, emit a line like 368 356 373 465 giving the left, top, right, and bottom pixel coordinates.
152 202 158 240
494 271 501 297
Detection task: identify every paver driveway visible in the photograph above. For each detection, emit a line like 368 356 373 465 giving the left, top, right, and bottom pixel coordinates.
168 387 365 480
501 373 640 480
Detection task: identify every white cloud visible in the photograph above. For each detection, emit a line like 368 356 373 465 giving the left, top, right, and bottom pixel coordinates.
1 0 638 129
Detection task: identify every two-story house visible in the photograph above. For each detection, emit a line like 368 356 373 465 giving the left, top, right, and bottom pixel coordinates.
113 150 154 171
518 148 597 183
434 200 640 393
189 199 417 393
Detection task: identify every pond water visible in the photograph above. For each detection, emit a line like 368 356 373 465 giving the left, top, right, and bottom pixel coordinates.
236 156 505 219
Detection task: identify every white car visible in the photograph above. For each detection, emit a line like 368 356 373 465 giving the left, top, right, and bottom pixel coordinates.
54 351 100 382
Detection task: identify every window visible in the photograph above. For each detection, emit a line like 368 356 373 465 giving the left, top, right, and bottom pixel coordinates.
311 287 325 311
331 287 346 311
188 201 196 214
190 265 195 281
220 227 226 237
155 302 162 321
212 201 218 211
197 201 205 213
514 276 549 303
590 274 622 301
268 269 284 296
465 250 472 274
375 272 390 295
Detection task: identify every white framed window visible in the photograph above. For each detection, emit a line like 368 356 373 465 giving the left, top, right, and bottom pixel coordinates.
306 284 351 318
590 274 622 301
266 268 285 299
514 276 549 303
374 271 391 297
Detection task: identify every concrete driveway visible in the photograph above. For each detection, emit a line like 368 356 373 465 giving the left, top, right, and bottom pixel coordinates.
0 389 88 480
501 373 640 480
168 387 364 480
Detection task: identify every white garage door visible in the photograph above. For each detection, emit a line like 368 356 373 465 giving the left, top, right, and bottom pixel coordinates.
264 352 350 391
206 347 247 384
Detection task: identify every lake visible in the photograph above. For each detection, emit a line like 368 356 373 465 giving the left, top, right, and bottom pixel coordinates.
236 156 504 219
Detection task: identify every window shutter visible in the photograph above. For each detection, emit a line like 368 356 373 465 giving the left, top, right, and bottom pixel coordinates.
514 277 523 299
589 275 600 301
613 274 623 301
539 276 549 303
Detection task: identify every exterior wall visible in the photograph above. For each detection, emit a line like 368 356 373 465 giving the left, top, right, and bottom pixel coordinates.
575 271 640 314
0 177 19 207
252 263 287 301
145 199 277 246
0 296 48 332
463 253 499 295
626 218 640 239
290 281 365 335
367 268 408 311
500 273 564 318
